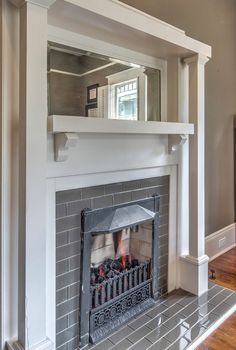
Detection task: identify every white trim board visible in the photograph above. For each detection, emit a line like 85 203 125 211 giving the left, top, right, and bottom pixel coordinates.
205 223 236 261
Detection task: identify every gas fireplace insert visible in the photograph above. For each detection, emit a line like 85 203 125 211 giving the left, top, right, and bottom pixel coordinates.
79 195 160 347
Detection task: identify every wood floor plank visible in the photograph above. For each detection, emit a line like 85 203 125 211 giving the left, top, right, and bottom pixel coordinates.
197 247 236 349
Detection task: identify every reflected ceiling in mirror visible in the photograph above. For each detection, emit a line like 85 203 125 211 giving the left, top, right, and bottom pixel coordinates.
48 43 161 122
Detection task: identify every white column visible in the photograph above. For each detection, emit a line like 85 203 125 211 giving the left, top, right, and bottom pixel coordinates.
8 1 55 350
180 54 210 296
0 1 19 348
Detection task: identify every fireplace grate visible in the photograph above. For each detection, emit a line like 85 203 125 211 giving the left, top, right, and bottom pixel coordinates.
90 260 151 309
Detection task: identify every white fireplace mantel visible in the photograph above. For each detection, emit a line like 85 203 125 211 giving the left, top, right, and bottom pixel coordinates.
1 1 211 350
48 116 194 161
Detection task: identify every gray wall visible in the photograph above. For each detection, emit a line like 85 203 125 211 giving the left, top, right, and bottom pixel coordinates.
122 0 236 235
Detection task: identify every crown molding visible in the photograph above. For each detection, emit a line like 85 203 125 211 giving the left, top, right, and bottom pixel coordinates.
9 0 56 9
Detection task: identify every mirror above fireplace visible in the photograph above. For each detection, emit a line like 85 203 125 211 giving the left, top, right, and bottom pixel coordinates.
48 43 162 122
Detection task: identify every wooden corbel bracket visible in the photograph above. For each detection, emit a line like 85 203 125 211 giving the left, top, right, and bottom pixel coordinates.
54 132 79 162
168 134 187 154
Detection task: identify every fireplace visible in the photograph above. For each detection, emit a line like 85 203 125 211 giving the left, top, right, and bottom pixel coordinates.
79 196 160 347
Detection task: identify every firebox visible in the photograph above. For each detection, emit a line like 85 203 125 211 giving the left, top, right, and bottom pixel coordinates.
79 195 160 347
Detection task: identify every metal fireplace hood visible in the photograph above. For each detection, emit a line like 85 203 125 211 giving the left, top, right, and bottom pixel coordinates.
82 196 159 235
90 204 156 233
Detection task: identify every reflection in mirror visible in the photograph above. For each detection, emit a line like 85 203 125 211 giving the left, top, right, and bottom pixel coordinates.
48 43 161 121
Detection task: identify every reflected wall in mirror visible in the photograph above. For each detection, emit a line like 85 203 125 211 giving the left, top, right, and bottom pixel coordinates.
48 43 161 121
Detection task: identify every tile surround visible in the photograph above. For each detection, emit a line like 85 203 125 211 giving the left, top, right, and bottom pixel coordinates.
56 176 170 350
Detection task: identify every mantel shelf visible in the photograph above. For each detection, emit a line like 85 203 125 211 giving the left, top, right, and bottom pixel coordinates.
48 116 193 161
48 115 194 136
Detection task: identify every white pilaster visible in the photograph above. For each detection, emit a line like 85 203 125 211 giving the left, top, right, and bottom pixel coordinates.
180 54 210 296
0 1 19 349
9 1 55 350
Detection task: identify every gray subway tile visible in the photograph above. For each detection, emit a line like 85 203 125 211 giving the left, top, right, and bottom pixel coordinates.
56 315 68 334
159 195 169 206
166 337 190 350
68 310 79 327
131 189 148 201
147 337 171 349
200 312 219 329
56 296 79 319
67 337 79 350
57 343 68 350
198 303 216 317
159 235 168 246
56 268 80 290
56 215 80 233
127 325 151 344
56 288 68 305
140 176 169 188
182 312 203 329
113 192 132 205
56 260 69 276
145 324 169 343
158 276 168 288
164 313 186 330
160 205 169 216
69 255 80 271
109 325 133 344
164 324 188 343
159 215 168 226
81 186 105 199
146 303 168 318
224 292 236 306
92 339 113 350
146 314 168 330
56 324 78 347
67 199 91 216
56 241 81 262
129 314 151 330
104 182 123 195
56 189 82 204
68 282 80 299
146 184 169 197
212 302 232 316
180 303 199 317
91 195 113 209
208 285 225 296
56 232 69 248
221 288 234 297
178 295 197 307
184 323 206 343
68 228 81 243
162 303 183 318
129 338 152 350
159 244 168 257
122 180 141 191
110 339 132 350
56 204 67 219
209 292 229 306
159 224 169 236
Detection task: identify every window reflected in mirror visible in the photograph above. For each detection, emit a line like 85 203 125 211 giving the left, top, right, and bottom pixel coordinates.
47 43 161 121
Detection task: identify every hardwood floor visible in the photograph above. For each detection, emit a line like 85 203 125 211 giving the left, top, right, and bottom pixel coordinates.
197 247 236 350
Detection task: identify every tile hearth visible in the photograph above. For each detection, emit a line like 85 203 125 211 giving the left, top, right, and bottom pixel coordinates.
87 282 236 350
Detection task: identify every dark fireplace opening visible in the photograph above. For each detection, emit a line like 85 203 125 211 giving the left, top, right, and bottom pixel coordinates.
79 196 160 347
90 225 152 309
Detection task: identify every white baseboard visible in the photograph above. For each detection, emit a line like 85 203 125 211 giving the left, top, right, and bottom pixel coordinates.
205 223 236 261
